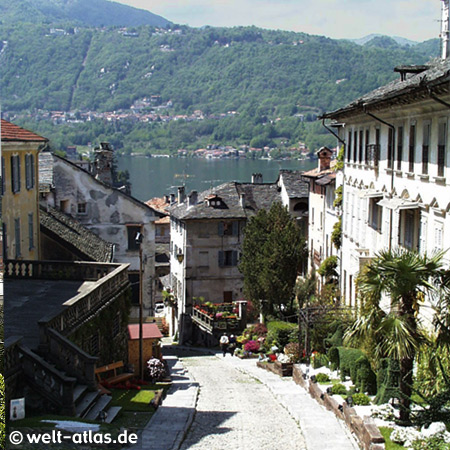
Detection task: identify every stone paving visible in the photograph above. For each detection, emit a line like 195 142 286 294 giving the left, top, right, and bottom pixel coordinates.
129 345 360 450
179 353 306 450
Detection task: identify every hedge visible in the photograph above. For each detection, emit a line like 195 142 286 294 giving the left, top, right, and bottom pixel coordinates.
376 358 400 405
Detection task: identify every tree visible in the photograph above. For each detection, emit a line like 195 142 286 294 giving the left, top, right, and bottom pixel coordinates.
239 202 306 319
345 249 447 423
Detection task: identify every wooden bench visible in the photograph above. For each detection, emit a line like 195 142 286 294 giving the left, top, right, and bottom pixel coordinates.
95 361 134 386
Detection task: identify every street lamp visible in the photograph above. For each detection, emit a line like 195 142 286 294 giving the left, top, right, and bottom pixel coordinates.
135 231 144 380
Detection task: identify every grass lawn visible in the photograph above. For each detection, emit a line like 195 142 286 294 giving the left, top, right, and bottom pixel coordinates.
109 382 171 412
379 427 405 449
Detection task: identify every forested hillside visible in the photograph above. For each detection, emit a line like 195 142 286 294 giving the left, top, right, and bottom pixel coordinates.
0 21 439 153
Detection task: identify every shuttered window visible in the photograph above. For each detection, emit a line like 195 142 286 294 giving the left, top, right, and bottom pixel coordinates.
11 155 21 193
25 153 35 190
218 250 238 267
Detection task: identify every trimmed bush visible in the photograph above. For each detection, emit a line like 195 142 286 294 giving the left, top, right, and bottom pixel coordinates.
355 356 377 395
244 340 260 353
328 346 340 371
351 392 371 405
266 321 297 349
331 383 348 396
338 347 366 381
315 372 330 383
376 358 400 405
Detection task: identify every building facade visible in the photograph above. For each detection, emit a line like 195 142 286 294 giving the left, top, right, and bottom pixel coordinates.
1 119 48 261
322 59 450 321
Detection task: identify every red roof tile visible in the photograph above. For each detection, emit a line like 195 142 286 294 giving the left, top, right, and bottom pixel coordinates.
1 119 48 142
128 323 163 340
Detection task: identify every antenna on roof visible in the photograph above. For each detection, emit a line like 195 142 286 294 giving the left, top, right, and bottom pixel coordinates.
441 0 449 59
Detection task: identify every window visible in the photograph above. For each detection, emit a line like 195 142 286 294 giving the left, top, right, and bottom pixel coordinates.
60 199 70 214
128 272 140 305
11 155 21 193
77 202 87 214
399 209 420 251
90 333 99 355
14 218 21 258
1 157 5 195
223 291 233 302
434 222 444 253
28 213 34 250
369 198 383 232
364 129 370 164
127 225 142 250
438 121 447 177
409 124 416 173
422 122 431 175
25 153 35 190
359 130 363 163
387 128 394 169
353 130 358 162
218 221 238 236
347 131 352 161
218 250 238 267
397 126 403 171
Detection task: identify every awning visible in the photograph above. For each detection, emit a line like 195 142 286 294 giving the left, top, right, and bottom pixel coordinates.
359 189 384 198
377 197 419 210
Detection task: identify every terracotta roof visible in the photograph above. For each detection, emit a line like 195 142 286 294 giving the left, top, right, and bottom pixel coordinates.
303 160 337 178
1 119 48 142
128 323 163 340
145 197 170 214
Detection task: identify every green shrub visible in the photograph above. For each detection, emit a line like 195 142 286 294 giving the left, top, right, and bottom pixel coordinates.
315 372 330 383
355 356 377 395
338 347 366 381
312 352 329 369
324 321 344 348
266 321 297 349
351 392 371 405
376 358 400 405
328 346 340 371
331 383 348 396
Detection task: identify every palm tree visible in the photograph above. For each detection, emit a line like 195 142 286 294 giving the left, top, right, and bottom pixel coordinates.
345 249 446 423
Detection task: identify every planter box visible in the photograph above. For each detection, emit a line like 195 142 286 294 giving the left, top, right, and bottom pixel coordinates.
257 361 293 377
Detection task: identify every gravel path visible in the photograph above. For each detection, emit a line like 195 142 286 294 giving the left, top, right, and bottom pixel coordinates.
179 354 306 450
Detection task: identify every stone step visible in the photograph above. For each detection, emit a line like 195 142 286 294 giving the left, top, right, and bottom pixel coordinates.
104 406 122 424
73 384 88 403
75 391 99 417
84 394 112 421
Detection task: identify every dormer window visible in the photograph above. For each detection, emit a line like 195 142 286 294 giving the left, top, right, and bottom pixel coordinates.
206 194 223 208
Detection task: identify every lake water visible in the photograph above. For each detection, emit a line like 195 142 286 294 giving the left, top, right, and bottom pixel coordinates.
117 155 316 201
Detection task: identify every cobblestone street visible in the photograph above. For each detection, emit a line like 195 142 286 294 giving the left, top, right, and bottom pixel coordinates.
179 354 306 450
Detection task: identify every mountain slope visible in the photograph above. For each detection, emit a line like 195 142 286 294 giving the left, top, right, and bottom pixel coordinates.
0 24 440 116
0 0 170 27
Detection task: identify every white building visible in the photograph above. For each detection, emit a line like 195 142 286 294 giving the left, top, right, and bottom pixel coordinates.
322 56 450 320
39 153 161 318
302 148 340 285
168 173 309 342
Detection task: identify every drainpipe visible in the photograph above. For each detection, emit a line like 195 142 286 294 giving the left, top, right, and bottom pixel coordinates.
321 119 345 304
363 108 396 251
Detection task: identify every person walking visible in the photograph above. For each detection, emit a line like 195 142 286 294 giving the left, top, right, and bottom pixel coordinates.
219 333 229 357
228 334 237 356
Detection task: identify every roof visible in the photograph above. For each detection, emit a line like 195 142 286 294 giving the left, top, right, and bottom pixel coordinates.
302 160 337 179
278 170 309 198
1 119 48 142
322 59 450 119
42 154 163 217
145 197 170 214
169 181 282 221
128 323 163 340
40 206 114 262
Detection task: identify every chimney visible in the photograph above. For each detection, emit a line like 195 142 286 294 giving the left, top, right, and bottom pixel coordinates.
239 193 246 208
164 195 170 204
251 173 263 184
177 186 186 204
170 193 175 204
188 190 198 207
318 147 331 172
442 0 449 59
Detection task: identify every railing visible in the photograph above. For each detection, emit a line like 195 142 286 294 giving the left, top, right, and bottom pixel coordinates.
37 262 130 336
44 328 98 389
4 260 124 281
19 345 77 416
192 306 242 333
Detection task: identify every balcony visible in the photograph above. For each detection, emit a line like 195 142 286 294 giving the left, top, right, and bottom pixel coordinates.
192 303 244 334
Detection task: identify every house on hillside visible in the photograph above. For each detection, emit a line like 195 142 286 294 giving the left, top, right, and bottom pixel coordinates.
321 36 450 322
302 148 340 285
1 119 48 260
39 152 162 318
169 172 309 344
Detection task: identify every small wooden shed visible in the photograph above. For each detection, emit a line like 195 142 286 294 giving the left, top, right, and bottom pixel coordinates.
127 323 163 373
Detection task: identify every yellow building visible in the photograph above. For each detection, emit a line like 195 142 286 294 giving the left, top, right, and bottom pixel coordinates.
1 119 48 260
